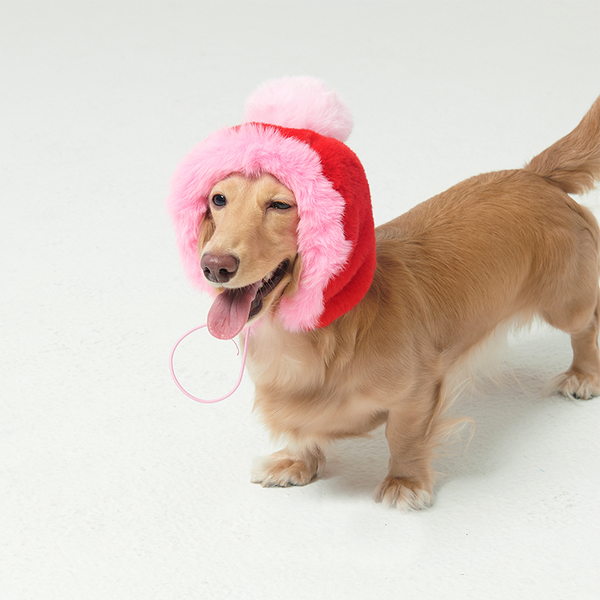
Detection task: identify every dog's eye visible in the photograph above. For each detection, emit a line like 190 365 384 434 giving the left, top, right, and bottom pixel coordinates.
212 194 227 208
269 201 292 210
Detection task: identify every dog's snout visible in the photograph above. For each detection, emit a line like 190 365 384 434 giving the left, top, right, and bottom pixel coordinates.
201 253 239 283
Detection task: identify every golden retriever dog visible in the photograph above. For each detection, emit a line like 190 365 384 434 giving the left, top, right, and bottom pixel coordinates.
170 81 600 510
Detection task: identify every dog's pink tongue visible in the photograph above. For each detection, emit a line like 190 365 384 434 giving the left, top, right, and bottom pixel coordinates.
207 284 260 340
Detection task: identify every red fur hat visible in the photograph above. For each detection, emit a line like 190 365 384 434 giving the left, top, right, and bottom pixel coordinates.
168 77 377 333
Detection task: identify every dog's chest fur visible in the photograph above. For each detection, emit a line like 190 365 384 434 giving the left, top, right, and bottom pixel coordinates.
244 318 392 441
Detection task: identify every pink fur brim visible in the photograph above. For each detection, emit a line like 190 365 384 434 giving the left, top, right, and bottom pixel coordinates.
167 123 352 331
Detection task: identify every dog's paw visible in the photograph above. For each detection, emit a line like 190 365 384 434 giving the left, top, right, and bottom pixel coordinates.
251 450 324 488
548 369 600 400
374 477 433 511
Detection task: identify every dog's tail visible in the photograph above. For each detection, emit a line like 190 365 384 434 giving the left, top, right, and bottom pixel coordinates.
524 95 600 195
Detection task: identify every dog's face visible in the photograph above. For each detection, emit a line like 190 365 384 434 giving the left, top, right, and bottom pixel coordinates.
198 173 301 338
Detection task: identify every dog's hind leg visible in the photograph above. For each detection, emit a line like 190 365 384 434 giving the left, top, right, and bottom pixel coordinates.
251 443 326 488
543 290 600 400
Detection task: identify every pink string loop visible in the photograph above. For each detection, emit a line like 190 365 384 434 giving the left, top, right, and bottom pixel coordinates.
169 324 249 403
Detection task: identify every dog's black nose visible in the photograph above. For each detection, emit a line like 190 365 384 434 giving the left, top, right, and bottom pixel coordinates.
201 253 239 283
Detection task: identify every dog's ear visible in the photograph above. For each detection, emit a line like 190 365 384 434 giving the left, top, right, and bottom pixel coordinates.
284 254 302 298
197 213 215 253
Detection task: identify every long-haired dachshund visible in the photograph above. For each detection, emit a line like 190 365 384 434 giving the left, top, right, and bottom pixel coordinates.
169 79 600 510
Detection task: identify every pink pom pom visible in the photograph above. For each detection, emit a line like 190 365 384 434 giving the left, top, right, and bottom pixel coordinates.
242 76 353 142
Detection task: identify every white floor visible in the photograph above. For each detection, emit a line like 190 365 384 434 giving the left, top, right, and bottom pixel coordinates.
2 1 600 598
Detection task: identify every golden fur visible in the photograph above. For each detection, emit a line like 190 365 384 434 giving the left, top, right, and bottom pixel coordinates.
199 96 600 510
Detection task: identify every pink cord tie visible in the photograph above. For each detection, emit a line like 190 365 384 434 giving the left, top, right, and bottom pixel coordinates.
169 324 249 403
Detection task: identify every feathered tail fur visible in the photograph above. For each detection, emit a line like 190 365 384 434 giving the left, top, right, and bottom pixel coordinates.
525 95 600 194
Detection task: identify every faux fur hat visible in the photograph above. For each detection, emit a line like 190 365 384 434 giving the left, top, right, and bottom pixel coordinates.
168 76 377 332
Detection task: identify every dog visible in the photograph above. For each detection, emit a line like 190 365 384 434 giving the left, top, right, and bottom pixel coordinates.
185 91 600 511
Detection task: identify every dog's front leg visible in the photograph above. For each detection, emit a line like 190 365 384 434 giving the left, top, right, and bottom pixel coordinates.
374 387 439 511
251 443 325 488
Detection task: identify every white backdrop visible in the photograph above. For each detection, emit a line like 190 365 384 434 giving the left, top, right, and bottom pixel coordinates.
1 1 599 598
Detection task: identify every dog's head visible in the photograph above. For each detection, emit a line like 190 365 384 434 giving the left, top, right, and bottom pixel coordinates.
168 77 377 338
198 173 302 339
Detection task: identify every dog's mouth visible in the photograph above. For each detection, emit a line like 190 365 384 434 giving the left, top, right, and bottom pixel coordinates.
248 259 290 320
207 259 291 340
